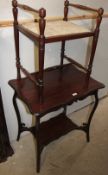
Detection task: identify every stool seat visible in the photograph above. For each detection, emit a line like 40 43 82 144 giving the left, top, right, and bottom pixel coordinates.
20 20 90 38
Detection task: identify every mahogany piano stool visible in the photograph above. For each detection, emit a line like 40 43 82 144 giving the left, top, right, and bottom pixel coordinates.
9 0 105 172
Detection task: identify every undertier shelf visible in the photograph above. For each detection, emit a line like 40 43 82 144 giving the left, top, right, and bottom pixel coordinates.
36 113 80 147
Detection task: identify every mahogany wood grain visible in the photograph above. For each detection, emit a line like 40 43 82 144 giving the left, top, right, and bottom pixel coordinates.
9 64 104 115
37 113 79 147
12 0 21 79
19 65 39 86
69 3 99 13
38 8 46 85
10 1 105 172
64 0 69 21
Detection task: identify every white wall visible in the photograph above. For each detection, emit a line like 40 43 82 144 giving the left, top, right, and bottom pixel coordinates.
0 0 108 141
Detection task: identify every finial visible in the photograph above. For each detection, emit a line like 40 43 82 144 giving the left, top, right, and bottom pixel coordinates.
12 0 17 7
39 8 46 18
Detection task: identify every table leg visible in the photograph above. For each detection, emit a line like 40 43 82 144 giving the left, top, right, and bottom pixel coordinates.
82 91 99 142
13 92 22 141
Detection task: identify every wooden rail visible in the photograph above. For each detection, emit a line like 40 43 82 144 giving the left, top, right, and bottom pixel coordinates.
17 3 39 14
64 55 88 72
20 64 38 86
69 3 99 13
0 13 108 28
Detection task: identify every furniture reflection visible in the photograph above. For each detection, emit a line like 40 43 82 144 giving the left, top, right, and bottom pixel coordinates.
9 0 104 172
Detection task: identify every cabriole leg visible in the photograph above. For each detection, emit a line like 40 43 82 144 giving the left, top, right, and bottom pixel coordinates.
13 92 22 141
83 91 99 142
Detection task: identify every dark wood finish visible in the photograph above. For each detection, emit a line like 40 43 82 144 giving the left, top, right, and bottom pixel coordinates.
12 0 104 89
64 55 88 72
12 0 21 80
83 91 99 142
69 3 99 13
17 4 39 14
20 64 39 86
9 64 104 115
37 113 78 146
39 8 46 85
87 8 104 77
0 89 14 162
8 77 102 172
10 0 104 172
64 0 69 21
38 8 46 102
60 41 66 67
9 63 104 172
35 116 41 173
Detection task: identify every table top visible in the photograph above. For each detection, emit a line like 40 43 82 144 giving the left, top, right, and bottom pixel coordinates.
9 64 105 115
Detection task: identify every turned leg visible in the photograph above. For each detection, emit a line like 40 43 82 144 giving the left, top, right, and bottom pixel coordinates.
38 8 46 103
60 41 66 68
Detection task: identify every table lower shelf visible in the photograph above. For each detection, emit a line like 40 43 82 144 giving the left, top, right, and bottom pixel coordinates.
21 113 87 148
38 113 79 147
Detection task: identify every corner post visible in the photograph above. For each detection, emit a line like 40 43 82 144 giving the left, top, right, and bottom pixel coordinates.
38 8 46 103
64 0 69 21
12 0 21 79
39 8 46 85
87 8 104 78
60 0 69 68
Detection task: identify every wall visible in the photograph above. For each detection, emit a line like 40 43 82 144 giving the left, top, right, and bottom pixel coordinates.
0 0 108 141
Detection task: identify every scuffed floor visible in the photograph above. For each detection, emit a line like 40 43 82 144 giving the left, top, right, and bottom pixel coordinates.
0 97 108 175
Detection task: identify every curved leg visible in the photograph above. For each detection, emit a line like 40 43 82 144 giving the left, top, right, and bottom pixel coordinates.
13 92 22 141
83 91 99 142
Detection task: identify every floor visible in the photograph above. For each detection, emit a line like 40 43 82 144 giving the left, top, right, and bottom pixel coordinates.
0 97 108 175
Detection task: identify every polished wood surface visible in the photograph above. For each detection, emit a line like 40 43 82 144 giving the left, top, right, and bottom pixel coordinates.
9 64 104 115
69 3 99 13
9 0 105 172
17 3 39 14
36 113 81 147
11 0 104 100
